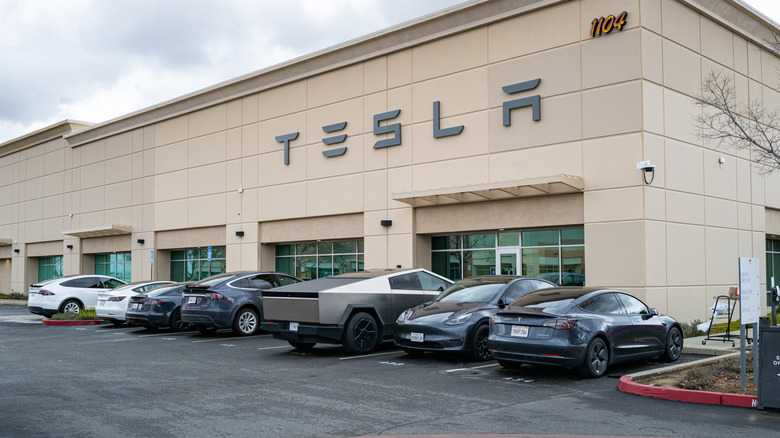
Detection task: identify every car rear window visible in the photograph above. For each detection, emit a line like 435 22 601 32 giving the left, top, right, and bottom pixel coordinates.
437 283 505 303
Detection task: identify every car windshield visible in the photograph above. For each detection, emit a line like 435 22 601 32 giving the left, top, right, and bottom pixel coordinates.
436 278 512 303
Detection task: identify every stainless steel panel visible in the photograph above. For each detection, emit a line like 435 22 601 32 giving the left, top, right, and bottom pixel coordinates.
263 297 320 323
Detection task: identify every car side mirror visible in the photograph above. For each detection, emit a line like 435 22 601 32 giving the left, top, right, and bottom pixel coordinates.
649 308 659 316
500 297 513 307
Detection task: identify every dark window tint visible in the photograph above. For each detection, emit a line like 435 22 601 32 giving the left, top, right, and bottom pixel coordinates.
77 277 102 288
232 278 250 288
616 293 649 315
101 278 125 288
248 275 274 289
276 275 300 287
502 280 532 303
416 272 449 291
389 273 422 290
61 279 80 287
579 293 623 314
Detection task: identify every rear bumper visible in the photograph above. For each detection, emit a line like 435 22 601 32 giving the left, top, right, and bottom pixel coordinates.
181 310 230 328
28 306 56 317
262 321 343 344
488 336 584 368
126 311 169 327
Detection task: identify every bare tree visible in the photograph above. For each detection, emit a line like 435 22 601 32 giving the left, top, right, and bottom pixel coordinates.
695 69 780 174
695 34 780 173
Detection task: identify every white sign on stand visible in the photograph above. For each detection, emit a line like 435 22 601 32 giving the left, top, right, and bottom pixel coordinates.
738 257 762 391
739 257 761 324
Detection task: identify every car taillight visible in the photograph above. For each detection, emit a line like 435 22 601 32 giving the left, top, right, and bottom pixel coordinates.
38 290 55 296
107 296 126 302
152 300 166 305
489 315 502 325
542 319 576 330
205 293 227 300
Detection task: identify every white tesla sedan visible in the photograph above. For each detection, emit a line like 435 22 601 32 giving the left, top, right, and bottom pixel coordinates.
95 281 174 325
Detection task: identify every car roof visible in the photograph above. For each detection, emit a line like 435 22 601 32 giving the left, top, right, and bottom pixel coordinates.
508 286 616 307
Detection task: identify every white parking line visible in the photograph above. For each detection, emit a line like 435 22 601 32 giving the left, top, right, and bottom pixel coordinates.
339 351 400 360
191 335 266 343
257 346 290 351
138 331 193 338
445 363 500 373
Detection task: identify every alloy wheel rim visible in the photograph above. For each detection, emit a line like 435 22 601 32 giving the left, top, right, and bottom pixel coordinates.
63 303 80 313
353 318 377 349
476 332 491 360
670 330 682 358
239 312 257 333
590 342 607 375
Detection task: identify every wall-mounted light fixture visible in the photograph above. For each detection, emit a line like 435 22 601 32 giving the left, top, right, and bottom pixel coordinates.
13 249 20 253
396 265 402 268
636 160 655 185
137 239 145 244
66 245 73 249
380 220 393 227
719 154 726 168
236 231 245 237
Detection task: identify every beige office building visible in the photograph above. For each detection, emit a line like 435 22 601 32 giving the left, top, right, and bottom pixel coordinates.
1 0 780 323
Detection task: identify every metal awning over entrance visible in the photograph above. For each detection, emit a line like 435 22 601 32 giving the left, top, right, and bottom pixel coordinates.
0 238 12 246
62 225 132 238
392 174 583 207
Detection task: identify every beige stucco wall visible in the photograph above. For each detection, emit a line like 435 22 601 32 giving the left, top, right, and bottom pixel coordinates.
0 0 778 320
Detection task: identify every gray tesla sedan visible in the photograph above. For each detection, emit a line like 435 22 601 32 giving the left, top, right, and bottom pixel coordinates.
394 276 555 361
181 271 302 336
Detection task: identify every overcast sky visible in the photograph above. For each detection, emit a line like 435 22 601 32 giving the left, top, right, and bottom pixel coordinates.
1 0 779 145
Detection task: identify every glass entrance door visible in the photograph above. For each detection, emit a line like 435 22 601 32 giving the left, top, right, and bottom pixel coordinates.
496 249 520 276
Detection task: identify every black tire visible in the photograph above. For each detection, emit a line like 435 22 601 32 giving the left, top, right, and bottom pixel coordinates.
469 324 492 361
496 359 523 370
578 337 609 378
660 327 683 362
289 341 316 351
196 325 216 335
342 312 379 355
233 308 260 336
60 299 82 314
169 309 188 332
401 348 425 357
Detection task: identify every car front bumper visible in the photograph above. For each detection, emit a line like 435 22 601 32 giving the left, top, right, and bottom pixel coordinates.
394 323 468 352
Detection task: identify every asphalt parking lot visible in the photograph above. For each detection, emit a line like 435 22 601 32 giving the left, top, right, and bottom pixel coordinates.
1 304 778 438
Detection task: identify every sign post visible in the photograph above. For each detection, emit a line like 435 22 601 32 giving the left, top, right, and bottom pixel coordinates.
150 250 154 281
739 257 761 390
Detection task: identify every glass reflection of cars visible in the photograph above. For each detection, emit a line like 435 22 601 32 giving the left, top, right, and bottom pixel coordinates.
488 287 683 378
394 276 555 361
126 283 193 331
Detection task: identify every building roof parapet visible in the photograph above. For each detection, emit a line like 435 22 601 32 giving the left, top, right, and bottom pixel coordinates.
0 120 91 158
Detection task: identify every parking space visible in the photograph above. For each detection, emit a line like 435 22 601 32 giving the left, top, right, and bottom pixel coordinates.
1 304 778 438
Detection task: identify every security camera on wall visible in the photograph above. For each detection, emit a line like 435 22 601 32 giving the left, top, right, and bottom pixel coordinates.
636 160 655 172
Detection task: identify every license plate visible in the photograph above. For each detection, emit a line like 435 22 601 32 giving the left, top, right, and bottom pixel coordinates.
132 303 141 309
188 297 196 304
289 322 299 331
98 300 106 306
511 325 529 337
410 332 424 342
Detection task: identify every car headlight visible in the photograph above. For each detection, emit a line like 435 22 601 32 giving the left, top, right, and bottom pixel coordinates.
445 313 472 325
396 308 414 324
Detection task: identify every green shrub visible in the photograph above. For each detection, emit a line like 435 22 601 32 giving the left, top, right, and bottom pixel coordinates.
50 308 99 321
680 319 705 338
0 292 26 300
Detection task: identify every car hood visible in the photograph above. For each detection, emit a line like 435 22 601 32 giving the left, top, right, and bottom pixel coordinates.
408 301 494 322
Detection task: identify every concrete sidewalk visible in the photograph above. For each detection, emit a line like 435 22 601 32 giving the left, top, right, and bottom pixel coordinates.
0 299 27 306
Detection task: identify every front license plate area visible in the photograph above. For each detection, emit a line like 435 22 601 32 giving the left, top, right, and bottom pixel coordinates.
511 325 529 337
289 322 299 331
410 332 424 342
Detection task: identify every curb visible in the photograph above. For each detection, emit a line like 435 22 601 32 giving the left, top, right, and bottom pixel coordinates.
42 319 105 326
619 375 758 409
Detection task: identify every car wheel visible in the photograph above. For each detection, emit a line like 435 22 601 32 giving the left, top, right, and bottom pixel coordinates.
169 309 188 332
496 359 523 370
469 324 492 361
660 326 683 362
579 337 609 378
342 312 378 355
61 300 82 314
196 325 216 335
233 308 259 336
289 341 316 351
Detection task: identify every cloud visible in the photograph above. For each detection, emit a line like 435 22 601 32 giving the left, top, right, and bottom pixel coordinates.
0 0 463 144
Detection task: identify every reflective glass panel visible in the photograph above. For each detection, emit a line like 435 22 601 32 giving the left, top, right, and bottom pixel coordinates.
465 234 495 249
561 228 584 245
522 230 559 247
333 241 355 254
432 235 460 251
276 257 294 276
297 256 317 280
318 241 333 255
463 250 493 278
498 232 519 247
317 256 332 279
522 247 559 280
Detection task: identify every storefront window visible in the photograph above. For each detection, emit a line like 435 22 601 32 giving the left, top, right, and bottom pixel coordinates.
431 228 585 285
766 238 780 288
95 253 132 283
276 239 364 280
37 256 63 282
170 247 226 282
